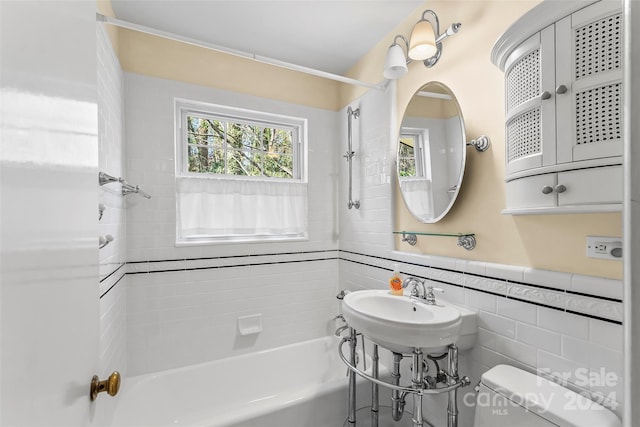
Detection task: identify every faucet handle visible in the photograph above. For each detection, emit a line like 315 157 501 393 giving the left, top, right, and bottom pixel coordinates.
425 286 444 305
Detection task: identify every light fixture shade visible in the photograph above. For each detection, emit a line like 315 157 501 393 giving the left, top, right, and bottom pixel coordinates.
383 44 408 79
408 19 437 60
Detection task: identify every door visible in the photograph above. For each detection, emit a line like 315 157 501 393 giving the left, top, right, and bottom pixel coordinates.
1 1 100 426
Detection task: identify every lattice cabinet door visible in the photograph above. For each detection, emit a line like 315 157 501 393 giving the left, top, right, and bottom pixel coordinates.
504 26 557 177
555 0 623 164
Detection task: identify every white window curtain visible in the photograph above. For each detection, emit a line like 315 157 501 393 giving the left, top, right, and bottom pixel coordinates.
176 176 307 242
399 178 434 220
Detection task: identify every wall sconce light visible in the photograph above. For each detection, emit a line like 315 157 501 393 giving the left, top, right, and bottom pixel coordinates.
383 10 461 79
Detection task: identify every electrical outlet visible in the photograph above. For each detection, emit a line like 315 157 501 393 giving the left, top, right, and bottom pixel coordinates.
586 236 623 260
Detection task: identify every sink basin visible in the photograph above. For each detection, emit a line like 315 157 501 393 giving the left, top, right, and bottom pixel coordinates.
341 290 462 354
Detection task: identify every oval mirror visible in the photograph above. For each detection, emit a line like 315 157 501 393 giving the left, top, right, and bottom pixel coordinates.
397 82 466 223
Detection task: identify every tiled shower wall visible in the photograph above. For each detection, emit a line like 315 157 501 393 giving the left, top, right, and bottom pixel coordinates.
122 73 341 374
97 26 127 379
338 82 623 424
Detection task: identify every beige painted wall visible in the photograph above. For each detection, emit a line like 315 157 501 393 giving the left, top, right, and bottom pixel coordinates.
345 0 622 279
113 28 343 111
97 0 344 110
405 93 458 120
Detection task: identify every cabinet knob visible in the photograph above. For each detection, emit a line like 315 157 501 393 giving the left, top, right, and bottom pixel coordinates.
541 185 554 194
554 184 567 193
540 91 552 100
556 85 568 95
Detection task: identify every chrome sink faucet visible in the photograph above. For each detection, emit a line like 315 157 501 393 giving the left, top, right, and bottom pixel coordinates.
402 276 426 299
401 276 444 305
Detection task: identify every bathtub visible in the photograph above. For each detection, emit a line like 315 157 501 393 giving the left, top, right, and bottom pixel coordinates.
109 336 386 427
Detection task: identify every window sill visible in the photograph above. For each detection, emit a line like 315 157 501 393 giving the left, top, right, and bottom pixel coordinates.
175 234 309 247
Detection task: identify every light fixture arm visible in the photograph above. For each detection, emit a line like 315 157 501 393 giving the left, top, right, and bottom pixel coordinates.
420 10 461 68
390 35 411 64
382 10 461 79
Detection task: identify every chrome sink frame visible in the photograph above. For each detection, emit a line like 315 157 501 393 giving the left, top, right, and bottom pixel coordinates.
338 329 470 427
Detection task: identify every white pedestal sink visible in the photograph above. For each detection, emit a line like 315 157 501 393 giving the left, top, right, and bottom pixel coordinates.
340 290 463 354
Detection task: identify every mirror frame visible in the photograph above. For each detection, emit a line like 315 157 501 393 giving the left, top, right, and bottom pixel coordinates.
396 81 466 223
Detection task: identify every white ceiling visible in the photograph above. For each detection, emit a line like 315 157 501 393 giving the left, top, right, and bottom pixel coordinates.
110 0 424 75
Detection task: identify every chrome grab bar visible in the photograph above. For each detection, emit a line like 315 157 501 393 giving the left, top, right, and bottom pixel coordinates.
345 106 360 209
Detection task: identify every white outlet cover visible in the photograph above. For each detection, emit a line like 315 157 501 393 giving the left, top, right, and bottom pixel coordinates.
586 236 623 260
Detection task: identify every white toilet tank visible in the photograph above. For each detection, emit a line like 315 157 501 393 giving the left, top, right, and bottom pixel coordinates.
473 365 621 427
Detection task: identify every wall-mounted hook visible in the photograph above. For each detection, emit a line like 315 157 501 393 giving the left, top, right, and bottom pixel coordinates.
98 204 106 221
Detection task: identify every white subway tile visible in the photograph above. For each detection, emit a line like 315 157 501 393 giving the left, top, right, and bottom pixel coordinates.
464 288 497 313
435 282 464 305
537 306 589 339
493 334 537 367
588 319 623 350
561 336 591 365
516 322 561 355
485 262 524 282
523 268 572 291
497 298 536 325
571 275 623 300
537 350 589 387
478 311 515 339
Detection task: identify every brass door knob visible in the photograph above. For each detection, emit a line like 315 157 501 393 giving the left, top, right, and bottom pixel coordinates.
90 371 121 401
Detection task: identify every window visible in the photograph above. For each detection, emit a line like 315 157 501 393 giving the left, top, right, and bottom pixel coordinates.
398 135 418 178
184 113 299 179
398 130 428 179
175 99 308 244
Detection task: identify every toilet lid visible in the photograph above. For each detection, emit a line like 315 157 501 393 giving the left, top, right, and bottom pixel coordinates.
480 365 621 427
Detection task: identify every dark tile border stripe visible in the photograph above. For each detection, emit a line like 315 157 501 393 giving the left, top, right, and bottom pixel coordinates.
100 272 126 299
126 256 338 275
99 262 125 284
339 254 622 325
99 249 622 325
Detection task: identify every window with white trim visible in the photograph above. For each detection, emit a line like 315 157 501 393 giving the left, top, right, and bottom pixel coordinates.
175 99 308 244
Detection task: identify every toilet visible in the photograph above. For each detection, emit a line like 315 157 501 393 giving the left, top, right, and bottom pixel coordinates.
473 365 621 427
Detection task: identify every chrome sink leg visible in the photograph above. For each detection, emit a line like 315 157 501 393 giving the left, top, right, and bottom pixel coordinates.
391 352 404 421
348 327 357 425
447 344 459 427
412 350 424 426
371 344 379 427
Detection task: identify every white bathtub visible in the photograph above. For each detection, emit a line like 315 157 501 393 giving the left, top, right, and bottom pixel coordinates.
108 336 384 427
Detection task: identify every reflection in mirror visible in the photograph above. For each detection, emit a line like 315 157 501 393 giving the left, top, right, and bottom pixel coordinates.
397 82 465 223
